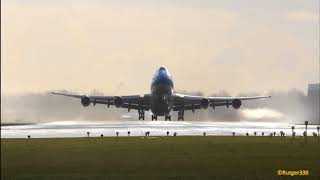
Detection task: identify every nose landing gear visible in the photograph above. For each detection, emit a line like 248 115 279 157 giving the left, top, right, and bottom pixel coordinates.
165 115 171 121
151 114 158 121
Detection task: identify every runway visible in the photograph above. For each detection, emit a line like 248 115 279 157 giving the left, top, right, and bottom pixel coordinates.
1 121 318 138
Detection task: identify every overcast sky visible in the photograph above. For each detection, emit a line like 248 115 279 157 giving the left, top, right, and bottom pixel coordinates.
1 0 319 95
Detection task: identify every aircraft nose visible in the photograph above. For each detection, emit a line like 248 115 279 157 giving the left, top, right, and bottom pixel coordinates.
159 66 166 71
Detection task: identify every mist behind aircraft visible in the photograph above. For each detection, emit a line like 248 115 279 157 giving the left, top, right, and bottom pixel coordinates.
1 88 316 125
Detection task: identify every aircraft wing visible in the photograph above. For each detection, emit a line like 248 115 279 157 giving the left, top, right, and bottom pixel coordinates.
208 96 271 101
50 92 151 111
207 96 271 109
172 94 270 111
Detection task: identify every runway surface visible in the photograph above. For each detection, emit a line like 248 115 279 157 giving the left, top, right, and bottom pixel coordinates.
1 121 319 138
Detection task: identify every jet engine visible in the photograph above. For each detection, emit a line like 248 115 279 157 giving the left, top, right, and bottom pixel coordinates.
81 96 91 107
232 98 242 109
200 98 210 109
114 96 123 108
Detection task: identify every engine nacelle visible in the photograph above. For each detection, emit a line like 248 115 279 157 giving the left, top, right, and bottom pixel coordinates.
81 96 91 107
114 96 123 108
232 98 242 109
200 98 209 109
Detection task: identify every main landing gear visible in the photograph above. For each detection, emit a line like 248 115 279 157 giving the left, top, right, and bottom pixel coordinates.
137 111 175 121
178 110 184 121
138 110 145 120
151 114 157 121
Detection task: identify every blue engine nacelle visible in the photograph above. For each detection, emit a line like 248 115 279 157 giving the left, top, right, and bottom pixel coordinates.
201 98 209 109
232 98 242 109
113 96 123 108
81 96 91 107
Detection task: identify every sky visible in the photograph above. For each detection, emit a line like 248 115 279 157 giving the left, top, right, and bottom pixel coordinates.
1 0 319 96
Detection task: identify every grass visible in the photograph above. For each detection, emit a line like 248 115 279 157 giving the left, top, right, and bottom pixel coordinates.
1 136 320 180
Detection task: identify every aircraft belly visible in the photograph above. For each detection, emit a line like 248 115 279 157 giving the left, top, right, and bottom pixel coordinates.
151 102 169 116
150 84 173 116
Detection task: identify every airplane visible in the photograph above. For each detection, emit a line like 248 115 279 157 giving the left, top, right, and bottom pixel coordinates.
51 66 270 121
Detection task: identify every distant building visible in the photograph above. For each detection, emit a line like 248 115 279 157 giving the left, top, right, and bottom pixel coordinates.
307 83 320 124
308 83 320 97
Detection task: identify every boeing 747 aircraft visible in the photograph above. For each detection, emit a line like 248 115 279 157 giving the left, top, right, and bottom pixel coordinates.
51 67 270 121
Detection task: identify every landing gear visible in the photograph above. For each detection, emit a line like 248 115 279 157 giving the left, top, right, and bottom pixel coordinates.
151 114 157 121
165 115 171 121
178 110 184 121
138 110 145 120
